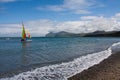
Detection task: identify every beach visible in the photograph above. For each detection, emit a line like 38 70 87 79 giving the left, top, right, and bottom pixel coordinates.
68 51 120 80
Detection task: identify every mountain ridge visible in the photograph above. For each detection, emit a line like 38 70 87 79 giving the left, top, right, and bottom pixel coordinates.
45 31 120 37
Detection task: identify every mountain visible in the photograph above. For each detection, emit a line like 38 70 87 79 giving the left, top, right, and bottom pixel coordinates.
84 31 120 37
46 31 78 37
45 31 120 37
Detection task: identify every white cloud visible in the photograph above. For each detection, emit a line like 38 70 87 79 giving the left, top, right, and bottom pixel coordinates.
0 24 21 37
80 16 99 20
75 10 91 14
85 16 120 32
25 19 56 36
0 0 30 3
113 13 120 21
37 0 103 14
0 0 16 2
115 13 120 17
53 21 88 33
1 13 120 37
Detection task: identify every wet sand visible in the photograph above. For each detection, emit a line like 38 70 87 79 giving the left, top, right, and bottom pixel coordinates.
68 52 120 80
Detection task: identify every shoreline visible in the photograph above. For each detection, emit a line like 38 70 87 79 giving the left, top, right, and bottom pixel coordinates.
68 51 120 80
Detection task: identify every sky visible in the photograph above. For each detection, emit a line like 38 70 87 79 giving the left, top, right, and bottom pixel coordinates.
0 0 120 37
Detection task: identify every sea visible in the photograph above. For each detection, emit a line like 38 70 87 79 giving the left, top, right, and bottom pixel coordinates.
0 37 120 80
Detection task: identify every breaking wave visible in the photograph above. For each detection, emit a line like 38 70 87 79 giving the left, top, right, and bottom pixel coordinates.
1 42 120 80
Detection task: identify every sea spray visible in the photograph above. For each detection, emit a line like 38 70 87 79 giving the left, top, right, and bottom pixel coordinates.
1 42 120 80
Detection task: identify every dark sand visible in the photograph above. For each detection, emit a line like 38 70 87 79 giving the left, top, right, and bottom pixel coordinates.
68 52 120 80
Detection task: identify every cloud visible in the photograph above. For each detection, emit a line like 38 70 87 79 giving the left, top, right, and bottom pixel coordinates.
25 19 56 36
1 13 120 37
0 0 16 3
84 16 120 32
0 24 21 37
115 13 120 17
37 0 103 14
75 10 91 14
0 0 31 3
80 16 100 20
113 13 120 21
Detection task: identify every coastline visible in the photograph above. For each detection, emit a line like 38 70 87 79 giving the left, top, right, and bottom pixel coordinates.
68 51 120 80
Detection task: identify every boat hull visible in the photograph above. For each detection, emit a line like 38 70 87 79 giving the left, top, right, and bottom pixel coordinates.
21 40 32 42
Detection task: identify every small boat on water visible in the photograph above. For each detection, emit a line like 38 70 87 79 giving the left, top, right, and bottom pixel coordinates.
21 23 32 42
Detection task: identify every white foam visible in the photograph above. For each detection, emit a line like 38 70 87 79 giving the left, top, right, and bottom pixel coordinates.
1 42 120 80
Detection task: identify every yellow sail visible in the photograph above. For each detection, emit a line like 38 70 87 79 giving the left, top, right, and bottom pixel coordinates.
22 23 26 39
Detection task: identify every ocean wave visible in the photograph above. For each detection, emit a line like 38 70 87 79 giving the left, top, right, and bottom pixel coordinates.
1 42 120 80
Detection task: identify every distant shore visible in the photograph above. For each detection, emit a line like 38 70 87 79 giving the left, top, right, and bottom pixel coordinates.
68 51 120 80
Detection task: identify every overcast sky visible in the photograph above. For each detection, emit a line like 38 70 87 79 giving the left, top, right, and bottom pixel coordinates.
0 0 120 37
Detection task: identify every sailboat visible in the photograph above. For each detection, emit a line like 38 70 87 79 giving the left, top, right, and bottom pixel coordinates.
21 23 32 42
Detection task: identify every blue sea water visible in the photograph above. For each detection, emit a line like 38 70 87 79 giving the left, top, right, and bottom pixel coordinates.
0 37 120 79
